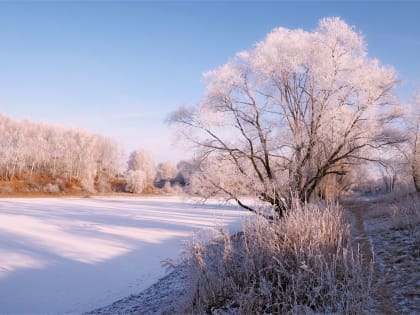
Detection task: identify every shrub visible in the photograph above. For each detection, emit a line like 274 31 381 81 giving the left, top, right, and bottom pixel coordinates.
366 193 420 249
43 183 60 194
162 181 175 193
0 185 14 193
27 178 41 191
390 194 420 250
181 200 372 314
54 178 66 192
125 170 146 193
95 176 112 193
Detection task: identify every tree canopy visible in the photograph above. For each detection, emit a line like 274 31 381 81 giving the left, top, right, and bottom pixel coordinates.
170 17 403 217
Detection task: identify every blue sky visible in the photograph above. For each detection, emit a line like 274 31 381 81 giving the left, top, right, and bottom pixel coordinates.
0 1 419 163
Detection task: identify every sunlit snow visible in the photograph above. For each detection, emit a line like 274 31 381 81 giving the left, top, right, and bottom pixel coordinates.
0 196 251 314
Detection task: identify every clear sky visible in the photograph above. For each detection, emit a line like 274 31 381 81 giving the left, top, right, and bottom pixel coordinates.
0 1 419 163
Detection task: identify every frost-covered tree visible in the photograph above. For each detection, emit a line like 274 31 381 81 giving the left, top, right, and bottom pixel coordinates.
156 161 177 182
127 149 156 187
170 17 403 216
125 170 147 193
172 159 200 188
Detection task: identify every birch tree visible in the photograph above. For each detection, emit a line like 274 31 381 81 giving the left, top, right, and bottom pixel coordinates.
170 17 403 216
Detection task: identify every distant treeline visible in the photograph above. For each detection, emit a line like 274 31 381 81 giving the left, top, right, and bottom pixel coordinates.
0 113 193 194
0 113 122 192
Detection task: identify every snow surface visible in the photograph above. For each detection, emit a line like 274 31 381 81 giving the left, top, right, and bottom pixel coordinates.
86 266 189 315
0 196 251 314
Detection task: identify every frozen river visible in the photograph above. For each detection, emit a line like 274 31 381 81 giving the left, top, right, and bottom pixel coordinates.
0 196 250 314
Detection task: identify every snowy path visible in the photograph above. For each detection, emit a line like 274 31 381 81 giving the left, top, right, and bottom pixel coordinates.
0 196 251 314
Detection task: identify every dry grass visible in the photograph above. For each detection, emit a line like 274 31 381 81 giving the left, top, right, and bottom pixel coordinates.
362 193 420 313
366 193 420 249
0 174 85 195
389 195 420 248
180 200 373 314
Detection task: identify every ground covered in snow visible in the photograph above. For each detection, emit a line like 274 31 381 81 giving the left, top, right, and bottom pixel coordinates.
86 266 188 315
345 195 419 314
363 197 420 314
0 196 251 314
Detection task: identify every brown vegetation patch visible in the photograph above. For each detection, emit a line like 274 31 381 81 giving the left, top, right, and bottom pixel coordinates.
0 174 85 195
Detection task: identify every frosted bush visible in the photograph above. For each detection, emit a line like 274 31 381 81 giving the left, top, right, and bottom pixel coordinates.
181 200 373 314
125 170 146 194
43 183 60 194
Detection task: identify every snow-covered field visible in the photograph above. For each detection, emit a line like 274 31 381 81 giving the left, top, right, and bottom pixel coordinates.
0 196 251 314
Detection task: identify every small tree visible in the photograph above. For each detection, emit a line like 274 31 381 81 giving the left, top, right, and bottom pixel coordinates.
170 17 403 217
127 149 156 188
125 170 147 193
156 161 177 182
175 159 200 187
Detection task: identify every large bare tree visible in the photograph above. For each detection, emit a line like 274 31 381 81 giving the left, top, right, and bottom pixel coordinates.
170 17 403 217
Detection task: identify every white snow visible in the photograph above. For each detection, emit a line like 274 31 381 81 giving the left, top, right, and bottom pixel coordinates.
0 196 251 314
